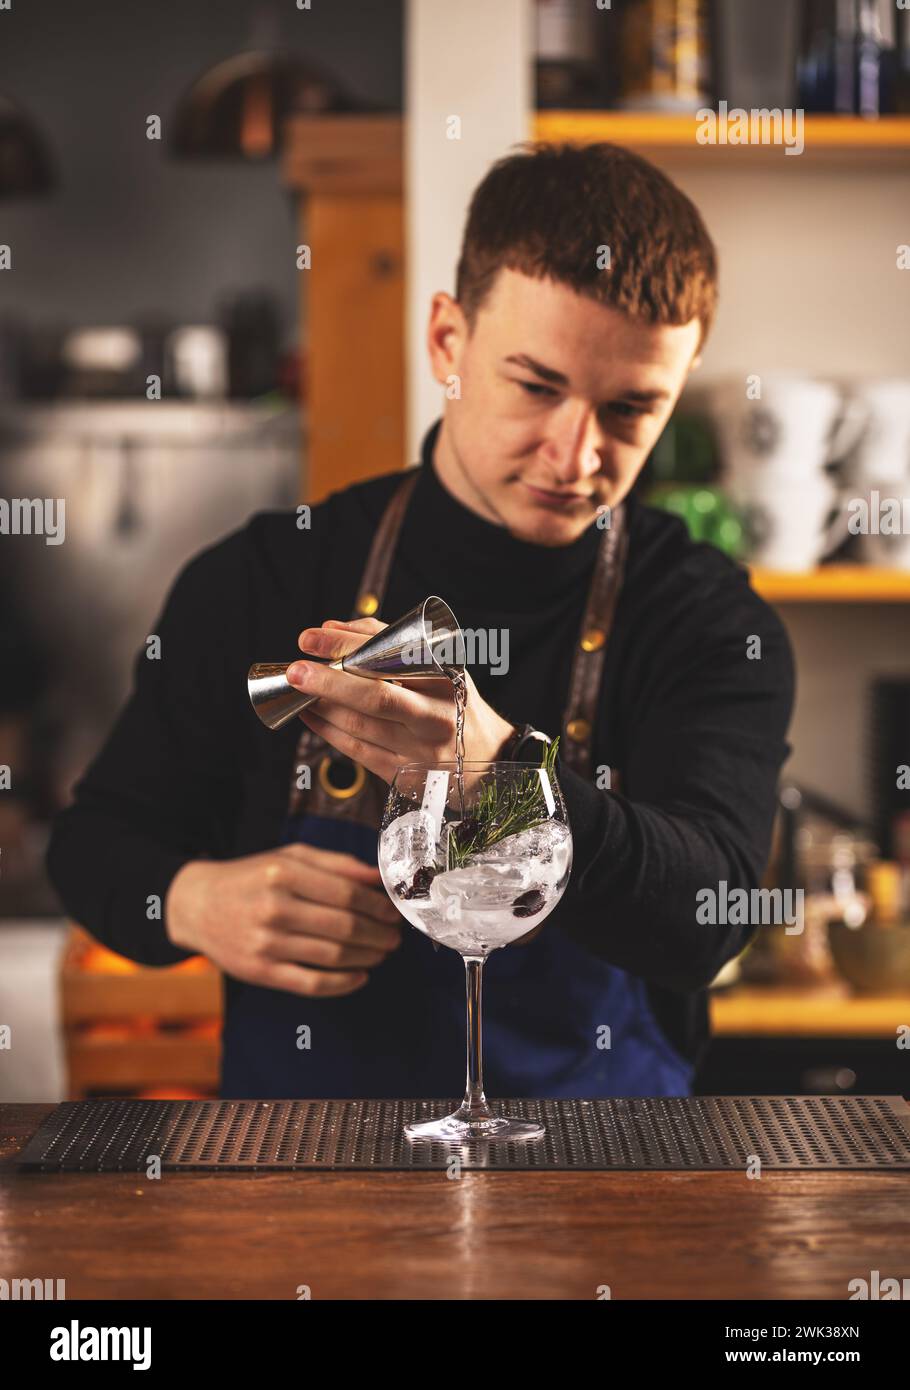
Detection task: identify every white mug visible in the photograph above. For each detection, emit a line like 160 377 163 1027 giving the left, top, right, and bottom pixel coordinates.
857 527 910 570
709 375 865 482
846 380 910 486
725 473 849 571
847 485 910 569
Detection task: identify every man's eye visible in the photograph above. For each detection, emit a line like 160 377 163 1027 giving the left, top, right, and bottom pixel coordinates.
518 380 558 398
611 402 648 419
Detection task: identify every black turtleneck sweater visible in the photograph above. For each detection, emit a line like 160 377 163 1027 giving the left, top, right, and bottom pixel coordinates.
46 421 795 1071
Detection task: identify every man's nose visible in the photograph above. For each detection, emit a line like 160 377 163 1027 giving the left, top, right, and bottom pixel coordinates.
546 411 605 483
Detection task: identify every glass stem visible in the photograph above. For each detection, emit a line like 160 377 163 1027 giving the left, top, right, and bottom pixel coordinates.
455 955 494 1122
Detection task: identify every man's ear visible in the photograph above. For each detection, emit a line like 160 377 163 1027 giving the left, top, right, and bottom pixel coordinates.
690 354 703 372
427 291 465 384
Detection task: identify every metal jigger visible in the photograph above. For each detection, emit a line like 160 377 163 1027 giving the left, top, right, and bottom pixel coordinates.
248 595 466 730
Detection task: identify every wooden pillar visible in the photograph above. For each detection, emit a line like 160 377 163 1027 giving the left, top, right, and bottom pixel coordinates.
282 115 404 503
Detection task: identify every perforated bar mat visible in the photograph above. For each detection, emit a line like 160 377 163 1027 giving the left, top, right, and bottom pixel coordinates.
16 1096 910 1171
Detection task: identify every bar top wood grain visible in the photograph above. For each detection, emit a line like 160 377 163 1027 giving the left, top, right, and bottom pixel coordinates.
2 1104 908 1300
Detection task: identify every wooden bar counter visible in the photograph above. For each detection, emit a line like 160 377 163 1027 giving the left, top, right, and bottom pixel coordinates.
3 1104 909 1300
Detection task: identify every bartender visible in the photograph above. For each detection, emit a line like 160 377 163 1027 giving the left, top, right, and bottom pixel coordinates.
47 142 794 1100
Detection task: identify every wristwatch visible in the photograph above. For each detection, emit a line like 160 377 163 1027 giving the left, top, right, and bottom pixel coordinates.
499 722 553 763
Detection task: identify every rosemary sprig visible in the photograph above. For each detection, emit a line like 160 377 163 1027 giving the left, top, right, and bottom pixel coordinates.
447 738 561 870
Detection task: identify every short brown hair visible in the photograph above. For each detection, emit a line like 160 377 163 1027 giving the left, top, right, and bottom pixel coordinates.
455 141 718 348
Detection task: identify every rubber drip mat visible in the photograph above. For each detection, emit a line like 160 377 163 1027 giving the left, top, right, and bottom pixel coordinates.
16 1096 910 1171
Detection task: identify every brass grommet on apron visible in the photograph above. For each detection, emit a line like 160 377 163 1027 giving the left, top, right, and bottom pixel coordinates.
566 717 591 743
356 591 380 616
580 628 606 652
318 754 367 800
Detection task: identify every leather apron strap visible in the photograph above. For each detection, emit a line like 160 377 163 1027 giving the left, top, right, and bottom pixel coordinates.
353 469 419 619
286 469 419 817
559 504 629 783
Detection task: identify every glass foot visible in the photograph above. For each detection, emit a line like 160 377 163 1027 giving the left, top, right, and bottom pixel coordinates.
405 1113 545 1144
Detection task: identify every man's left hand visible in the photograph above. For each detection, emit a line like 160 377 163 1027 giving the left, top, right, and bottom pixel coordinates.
286 618 516 784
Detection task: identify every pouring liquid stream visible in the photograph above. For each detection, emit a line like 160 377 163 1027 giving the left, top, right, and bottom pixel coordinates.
447 668 468 822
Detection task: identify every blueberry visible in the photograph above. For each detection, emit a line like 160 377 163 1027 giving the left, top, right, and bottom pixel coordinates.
455 818 480 846
411 866 436 897
512 888 545 918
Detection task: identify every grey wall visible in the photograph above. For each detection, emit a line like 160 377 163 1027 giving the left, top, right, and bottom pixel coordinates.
0 0 402 341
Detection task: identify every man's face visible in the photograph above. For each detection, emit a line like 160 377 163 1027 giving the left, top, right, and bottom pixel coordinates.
428 268 703 546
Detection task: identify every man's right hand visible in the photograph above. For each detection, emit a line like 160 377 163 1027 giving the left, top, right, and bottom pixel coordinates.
164 843 403 997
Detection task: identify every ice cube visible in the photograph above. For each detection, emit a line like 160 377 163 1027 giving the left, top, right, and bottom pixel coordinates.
470 821 572 888
423 864 549 954
378 808 439 890
387 819 572 957
429 863 531 918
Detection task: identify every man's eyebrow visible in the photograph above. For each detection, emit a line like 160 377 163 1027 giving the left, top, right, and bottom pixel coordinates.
503 353 569 386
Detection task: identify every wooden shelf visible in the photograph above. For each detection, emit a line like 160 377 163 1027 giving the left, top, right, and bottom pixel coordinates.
534 112 910 164
711 983 910 1037
749 565 910 603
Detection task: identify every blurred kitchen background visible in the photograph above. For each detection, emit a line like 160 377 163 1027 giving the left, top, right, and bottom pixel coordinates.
1 0 909 1103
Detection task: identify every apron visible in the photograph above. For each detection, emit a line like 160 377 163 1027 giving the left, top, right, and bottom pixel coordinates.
220 474 693 1099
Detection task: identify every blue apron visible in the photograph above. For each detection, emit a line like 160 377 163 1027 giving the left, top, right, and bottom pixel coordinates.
220 486 693 1100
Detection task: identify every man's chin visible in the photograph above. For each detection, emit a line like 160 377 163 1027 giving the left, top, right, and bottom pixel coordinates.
507 507 597 548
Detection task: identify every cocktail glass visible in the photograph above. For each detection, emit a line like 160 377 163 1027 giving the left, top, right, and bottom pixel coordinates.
379 760 572 1143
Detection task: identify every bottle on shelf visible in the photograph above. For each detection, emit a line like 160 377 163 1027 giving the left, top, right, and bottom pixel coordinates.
797 0 857 113
864 859 904 927
616 0 710 113
797 0 898 115
898 4 910 113
890 809 910 918
534 0 605 109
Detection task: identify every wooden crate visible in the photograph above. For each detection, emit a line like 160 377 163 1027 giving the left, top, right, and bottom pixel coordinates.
60 926 222 1099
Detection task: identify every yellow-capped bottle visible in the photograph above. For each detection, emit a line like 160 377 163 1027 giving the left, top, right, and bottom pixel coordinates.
865 860 903 928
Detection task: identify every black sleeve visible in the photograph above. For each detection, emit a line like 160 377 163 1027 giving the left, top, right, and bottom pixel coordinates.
554 580 795 993
45 537 247 966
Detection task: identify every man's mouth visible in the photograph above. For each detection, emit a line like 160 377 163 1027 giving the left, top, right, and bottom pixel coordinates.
521 481 594 509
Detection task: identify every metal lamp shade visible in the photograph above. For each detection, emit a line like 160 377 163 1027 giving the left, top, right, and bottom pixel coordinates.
170 52 354 159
